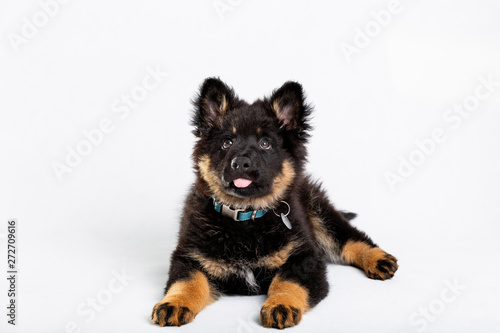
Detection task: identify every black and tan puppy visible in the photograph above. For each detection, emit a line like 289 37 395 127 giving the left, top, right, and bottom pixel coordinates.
151 78 398 329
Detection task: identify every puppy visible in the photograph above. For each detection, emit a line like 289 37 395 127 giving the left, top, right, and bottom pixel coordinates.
151 78 398 329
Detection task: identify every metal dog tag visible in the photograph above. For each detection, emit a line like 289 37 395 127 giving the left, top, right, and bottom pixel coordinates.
281 213 292 229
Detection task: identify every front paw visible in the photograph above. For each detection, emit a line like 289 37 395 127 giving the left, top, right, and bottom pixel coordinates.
151 302 195 327
260 304 302 329
364 249 398 280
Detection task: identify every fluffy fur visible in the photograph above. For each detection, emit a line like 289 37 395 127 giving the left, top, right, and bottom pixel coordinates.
151 78 398 329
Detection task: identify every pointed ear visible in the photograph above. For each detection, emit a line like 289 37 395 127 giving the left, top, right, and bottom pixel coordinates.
192 77 236 135
268 81 311 133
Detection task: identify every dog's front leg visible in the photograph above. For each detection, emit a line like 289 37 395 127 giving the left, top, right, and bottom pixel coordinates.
151 268 218 327
260 252 328 329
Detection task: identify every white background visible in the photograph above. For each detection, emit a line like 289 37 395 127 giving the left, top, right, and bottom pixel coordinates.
1 0 500 332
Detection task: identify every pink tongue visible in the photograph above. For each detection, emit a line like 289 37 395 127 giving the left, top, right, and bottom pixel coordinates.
233 178 252 188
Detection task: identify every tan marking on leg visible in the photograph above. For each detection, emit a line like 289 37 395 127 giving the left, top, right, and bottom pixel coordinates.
341 241 398 280
265 276 309 311
151 271 216 327
309 215 342 263
197 155 295 210
261 275 309 329
341 241 375 267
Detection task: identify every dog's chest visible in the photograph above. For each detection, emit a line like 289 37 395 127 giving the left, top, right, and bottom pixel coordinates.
188 237 302 293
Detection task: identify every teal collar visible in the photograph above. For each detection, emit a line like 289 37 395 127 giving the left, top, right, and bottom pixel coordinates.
213 198 267 221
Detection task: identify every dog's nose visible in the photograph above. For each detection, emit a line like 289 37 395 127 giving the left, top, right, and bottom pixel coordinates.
231 156 252 172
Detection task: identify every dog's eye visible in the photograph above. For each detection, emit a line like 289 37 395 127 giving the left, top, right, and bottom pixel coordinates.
259 139 271 150
222 139 233 150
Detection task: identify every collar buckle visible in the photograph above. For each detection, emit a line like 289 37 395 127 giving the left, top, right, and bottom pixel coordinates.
221 204 244 221
212 197 267 221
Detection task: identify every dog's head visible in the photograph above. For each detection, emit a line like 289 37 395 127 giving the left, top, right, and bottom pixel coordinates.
192 78 311 210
